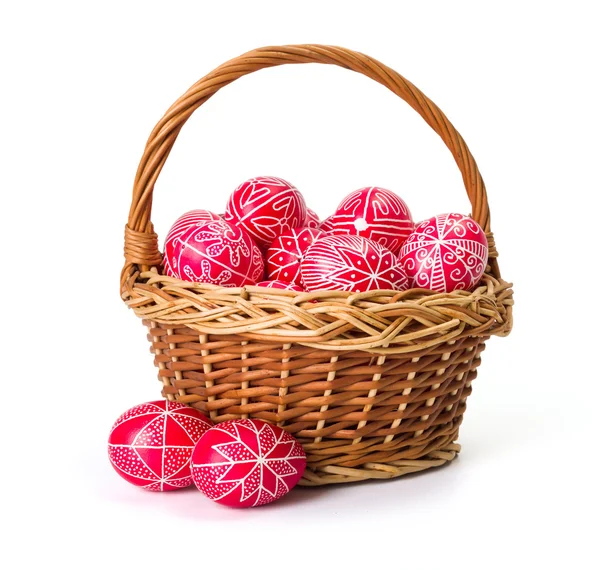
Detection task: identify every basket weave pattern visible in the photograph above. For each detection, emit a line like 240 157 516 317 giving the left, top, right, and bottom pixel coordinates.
121 45 513 485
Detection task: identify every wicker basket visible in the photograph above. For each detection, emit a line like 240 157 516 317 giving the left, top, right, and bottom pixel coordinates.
121 45 514 486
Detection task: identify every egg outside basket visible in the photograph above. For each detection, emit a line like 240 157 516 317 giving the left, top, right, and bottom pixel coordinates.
121 45 514 486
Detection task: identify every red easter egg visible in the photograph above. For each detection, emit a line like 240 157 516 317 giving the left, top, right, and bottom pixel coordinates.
191 419 306 508
302 234 409 293
319 215 335 233
306 208 320 229
171 219 264 286
224 176 307 248
266 227 324 286
329 187 414 254
164 262 177 278
399 213 488 293
163 210 221 277
256 280 304 291
108 400 213 491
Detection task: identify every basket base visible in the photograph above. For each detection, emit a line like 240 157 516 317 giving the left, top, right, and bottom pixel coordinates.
298 443 461 486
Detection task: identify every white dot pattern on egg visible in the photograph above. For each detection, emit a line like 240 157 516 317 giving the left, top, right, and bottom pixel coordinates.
108 446 158 480
108 400 213 492
191 418 307 508
266 227 324 286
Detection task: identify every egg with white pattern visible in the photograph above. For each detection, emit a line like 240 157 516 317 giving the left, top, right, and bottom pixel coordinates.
191 419 306 508
108 400 213 491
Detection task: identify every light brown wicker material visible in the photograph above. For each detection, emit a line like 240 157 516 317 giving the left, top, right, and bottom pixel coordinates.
121 45 514 486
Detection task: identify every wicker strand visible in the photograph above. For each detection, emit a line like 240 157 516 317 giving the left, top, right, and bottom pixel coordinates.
124 224 162 267
300 443 461 485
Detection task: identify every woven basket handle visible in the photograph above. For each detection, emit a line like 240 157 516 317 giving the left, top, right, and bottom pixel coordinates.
123 44 495 286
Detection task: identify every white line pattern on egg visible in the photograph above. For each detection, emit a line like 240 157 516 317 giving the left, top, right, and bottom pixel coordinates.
108 400 213 492
399 213 488 292
224 176 307 248
302 234 409 293
266 227 324 285
163 210 221 276
191 419 306 507
329 187 414 254
173 220 264 286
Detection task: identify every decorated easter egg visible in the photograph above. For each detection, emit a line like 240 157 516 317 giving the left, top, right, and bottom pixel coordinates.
319 215 335 233
266 227 324 286
302 234 409 293
108 400 213 491
224 176 307 248
399 213 488 292
170 219 264 286
163 210 221 277
328 187 414 254
306 208 320 229
256 280 304 291
191 419 306 508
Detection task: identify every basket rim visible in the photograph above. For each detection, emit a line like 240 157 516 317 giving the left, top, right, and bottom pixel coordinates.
123 264 513 354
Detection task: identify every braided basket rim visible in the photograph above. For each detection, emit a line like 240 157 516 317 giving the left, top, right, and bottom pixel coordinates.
124 267 512 355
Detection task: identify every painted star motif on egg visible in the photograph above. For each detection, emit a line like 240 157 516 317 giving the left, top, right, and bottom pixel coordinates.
191 419 306 508
108 400 213 491
301 234 409 293
266 227 324 285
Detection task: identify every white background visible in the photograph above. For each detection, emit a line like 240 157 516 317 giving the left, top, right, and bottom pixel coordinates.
1 1 598 568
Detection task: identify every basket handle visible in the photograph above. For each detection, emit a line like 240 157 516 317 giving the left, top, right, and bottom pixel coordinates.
122 44 495 287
